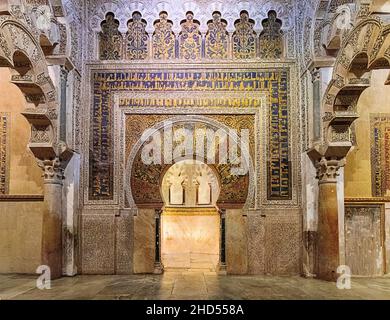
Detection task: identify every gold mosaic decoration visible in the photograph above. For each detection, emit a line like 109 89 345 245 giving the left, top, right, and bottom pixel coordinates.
152 11 175 60
205 11 229 59
99 12 123 60
178 12 202 60
259 10 283 59
125 11 148 60
232 11 256 59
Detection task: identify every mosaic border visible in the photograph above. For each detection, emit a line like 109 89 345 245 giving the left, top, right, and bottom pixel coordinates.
82 61 301 210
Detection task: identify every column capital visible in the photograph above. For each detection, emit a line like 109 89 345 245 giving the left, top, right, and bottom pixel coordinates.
38 158 65 185
315 157 345 184
60 66 69 81
155 208 162 218
311 67 320 83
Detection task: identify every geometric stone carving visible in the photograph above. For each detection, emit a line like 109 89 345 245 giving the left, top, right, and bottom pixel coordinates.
259 10 283 59
152 11 175 60
205 11 228 59
125 11 148 60
232 10 256 59
178 11 202 60
81 214 116 274
99 12 123 60
330 124 350 142
31 125 51 143
264 214 301 274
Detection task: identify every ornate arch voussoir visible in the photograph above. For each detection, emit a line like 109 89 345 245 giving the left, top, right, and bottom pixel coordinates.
368 28 390 69
0 17 62 163
335 18 382 71
322 15 390 146
0 19 45 68
0 19 58 105
0 34 13 66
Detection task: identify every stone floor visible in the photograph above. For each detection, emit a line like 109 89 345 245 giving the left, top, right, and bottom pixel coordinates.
162 252 219 270
1 271 390 300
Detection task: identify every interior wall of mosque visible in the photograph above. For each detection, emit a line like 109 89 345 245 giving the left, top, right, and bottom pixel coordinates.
344 69 390 198
0 68 43 195
0 68 45 273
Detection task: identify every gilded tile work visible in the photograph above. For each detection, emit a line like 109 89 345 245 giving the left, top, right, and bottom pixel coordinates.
259 10 283 59
178 12 202 60
205 12 229 59
119 96 262 109
125 12 148 60
99 13 123 60
0 113 9 194
90 69 290 201
152 12 175 60
97 9 287 61
371 115 390 197
232 11 256 59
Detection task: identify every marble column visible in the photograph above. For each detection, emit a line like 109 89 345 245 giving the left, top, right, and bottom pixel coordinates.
59 66 68 142
217 209 227 274
315 157 344 281
38 158 64 280
154 209 164 274
62 154 80 276
311 68 321 141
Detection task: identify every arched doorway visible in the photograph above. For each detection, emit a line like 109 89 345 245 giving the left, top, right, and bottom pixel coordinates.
160 159 220 271
126 116 254 274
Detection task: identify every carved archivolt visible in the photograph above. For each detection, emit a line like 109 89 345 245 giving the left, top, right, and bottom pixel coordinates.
322 15 390 147
0 10 73 175
0 18 57 152
124 115 255 209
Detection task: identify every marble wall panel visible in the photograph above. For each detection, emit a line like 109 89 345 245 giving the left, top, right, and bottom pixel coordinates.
226 209 248 274
0 201 44 273
133 208 155 274
161 209 219 270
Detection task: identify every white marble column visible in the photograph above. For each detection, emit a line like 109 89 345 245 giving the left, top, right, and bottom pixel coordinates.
62 154 80 276
38 158 64 279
